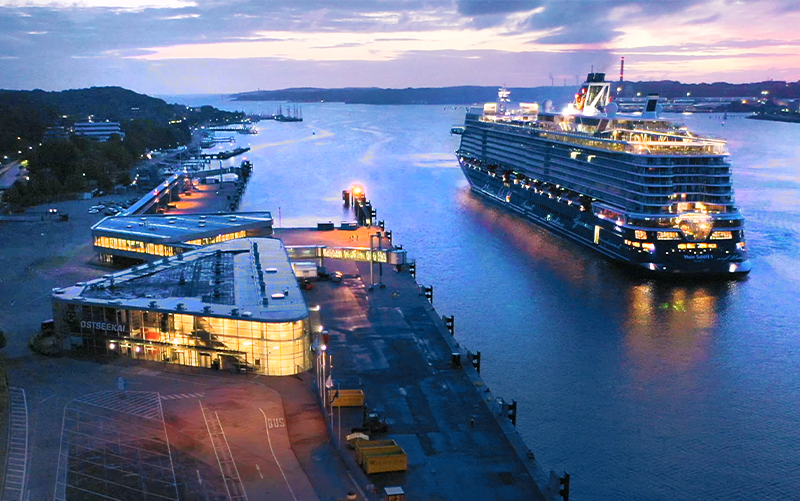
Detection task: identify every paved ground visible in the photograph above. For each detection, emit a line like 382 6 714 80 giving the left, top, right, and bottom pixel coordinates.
1 357 359 501
0 190 555 500
303 259 551 500
0 185 362 501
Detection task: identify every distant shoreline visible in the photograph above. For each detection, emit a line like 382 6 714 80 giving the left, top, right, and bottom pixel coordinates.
746 113 800 124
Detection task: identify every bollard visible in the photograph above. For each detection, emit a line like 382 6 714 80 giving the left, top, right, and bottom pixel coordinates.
507 399 517 426
471 350 481 373
559 472 570 501
443 315 454 335
423 286 433 304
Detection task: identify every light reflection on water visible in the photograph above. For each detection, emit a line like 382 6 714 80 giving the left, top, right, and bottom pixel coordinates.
169 97 800 499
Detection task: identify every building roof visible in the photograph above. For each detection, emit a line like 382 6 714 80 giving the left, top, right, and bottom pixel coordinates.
54 237 307 323
91 211 273 245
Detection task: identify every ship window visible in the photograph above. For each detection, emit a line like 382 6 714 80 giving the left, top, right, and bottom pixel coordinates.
710 231 733 240
657 231 680 240
635 230 647 240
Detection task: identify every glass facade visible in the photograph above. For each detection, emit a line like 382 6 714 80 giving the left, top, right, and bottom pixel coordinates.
185 230 247 246
93 235 179 257
53 301 311 376
94 230 250 259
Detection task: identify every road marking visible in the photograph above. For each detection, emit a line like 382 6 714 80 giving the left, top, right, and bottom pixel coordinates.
161 392 205 400
1 388 28 501
259 408 298 501
53 391 178 501
200 402 248 501
255 464 264 479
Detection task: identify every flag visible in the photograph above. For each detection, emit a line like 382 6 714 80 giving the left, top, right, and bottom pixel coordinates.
325 374 333 389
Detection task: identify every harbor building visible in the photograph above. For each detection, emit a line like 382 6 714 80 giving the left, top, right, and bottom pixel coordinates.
51 237 312 376
91 211 273 265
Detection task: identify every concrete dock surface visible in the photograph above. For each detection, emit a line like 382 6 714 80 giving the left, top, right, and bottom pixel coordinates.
0 187 555 500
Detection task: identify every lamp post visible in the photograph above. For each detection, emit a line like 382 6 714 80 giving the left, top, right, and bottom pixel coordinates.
319 344 328 407
369 231 383 291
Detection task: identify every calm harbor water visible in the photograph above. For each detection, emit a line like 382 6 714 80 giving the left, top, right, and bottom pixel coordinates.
173 95 800 500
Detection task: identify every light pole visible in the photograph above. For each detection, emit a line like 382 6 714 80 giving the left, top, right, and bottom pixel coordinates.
368 231 383 291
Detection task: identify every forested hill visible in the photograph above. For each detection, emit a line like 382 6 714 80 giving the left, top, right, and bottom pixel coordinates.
231 80 800 105
231 86 577 105
0 86 242 156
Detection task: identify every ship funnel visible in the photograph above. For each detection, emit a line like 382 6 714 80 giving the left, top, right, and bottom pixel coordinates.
641 93 661 119
579 73 611 116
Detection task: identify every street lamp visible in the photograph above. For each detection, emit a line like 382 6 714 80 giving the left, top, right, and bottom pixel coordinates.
368 231 384 290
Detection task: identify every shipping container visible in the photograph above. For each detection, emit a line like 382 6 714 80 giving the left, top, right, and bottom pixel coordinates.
362 446 408 474
355 439 397 465
331 389 365 407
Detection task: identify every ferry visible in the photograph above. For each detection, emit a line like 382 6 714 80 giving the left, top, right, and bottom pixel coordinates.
454 73 750 275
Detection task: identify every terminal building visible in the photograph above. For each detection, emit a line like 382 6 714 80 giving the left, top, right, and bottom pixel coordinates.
91 211 273 265
51 237 312 376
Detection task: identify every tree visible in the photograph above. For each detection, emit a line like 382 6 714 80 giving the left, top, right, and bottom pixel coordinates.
0 330 7 350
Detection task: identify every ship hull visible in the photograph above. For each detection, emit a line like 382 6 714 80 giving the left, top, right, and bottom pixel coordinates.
458 158 751 276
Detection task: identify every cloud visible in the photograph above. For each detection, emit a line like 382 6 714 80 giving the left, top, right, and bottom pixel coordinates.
1 0 800 93
683 13 722 24
456 0 543 16
0 0 196 10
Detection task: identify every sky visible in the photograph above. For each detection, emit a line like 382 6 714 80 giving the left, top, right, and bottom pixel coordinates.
1 0 800 95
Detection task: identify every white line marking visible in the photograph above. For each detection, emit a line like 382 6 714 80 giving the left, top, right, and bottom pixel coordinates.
3 388 28 501
259 408 297 501
214 411 248 501
156 394 180 500
255 464 264 479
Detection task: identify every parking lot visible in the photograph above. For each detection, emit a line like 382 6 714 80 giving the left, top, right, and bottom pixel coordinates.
1 356 356 501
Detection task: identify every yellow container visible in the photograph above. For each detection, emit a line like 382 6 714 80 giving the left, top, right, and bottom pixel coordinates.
331 389 365 407
362 446 408 474
355 440 398 465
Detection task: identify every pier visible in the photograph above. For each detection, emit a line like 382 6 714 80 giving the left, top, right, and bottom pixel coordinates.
275 224 556 499
188 146 251 160
0 177 561 501
207 124 258 134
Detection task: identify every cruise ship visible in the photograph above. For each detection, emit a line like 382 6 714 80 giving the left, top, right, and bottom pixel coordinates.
454 73 750 275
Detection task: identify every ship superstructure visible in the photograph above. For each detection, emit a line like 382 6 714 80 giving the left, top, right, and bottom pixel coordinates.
454 73 750 275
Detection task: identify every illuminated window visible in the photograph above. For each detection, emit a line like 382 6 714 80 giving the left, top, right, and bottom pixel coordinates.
678 244 687 249
635 230 647 240
710 231 733 240
642 243 655 250
657 231 680 240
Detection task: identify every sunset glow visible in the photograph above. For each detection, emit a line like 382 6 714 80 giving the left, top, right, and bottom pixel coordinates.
1 0 799 93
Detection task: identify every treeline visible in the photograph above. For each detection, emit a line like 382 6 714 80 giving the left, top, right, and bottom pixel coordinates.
231 86 577 105
0 87 244 208
619 80 800 99
0 87 243 158
2 122 182 207
231 79 800 105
